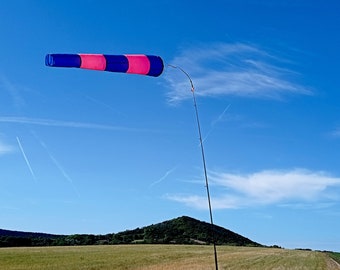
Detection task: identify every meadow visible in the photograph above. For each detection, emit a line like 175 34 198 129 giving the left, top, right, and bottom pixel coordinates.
0 245 339 270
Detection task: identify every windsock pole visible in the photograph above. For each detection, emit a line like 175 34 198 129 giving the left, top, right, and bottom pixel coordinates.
168 65 218 270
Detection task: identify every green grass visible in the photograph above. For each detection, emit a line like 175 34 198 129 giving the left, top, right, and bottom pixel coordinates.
0 245 339 270
328 252 340 264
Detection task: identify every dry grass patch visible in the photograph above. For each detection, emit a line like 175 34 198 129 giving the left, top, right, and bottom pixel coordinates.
0 245 339 270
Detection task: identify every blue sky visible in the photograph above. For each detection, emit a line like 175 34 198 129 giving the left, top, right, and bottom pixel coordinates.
1 0 340 252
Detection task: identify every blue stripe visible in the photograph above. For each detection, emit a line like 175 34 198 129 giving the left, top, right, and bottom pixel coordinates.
45 54 81 68
146 55 164 77
104 55 129 73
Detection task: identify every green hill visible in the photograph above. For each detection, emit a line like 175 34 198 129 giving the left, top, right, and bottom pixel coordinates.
0 216 261 247
112 216 261 246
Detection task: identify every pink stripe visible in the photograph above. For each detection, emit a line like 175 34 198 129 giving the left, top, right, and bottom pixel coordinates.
125 55 150 75
79 54 106 70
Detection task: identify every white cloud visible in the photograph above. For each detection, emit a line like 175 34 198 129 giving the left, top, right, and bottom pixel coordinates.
164 43 311 103
167 169 340 209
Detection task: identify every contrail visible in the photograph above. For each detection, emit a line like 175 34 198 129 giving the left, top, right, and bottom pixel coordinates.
0 116 156 133
212 104 231 126
85 95 126 117
149 166 177 188
16 136 37 182
31 132 80 197
46 151 80 197
202 104 231 144
0 116 126 130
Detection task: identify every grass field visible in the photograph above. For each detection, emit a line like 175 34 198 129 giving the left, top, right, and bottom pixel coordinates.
0 245 339 270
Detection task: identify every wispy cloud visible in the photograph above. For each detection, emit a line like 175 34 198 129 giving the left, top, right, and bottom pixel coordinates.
0 140 13 155
330 127 340 138
0 116 148 132
0 74 25 109
167 169 340 209
164 43 311 103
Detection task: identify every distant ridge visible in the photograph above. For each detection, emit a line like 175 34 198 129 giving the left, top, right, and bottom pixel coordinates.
0 229 61 239
0 216 261 247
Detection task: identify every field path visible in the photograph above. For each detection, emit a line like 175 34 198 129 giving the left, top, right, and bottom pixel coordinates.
328 258 340 269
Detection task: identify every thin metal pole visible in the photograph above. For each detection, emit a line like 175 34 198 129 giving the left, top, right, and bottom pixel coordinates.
168 65 218 270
